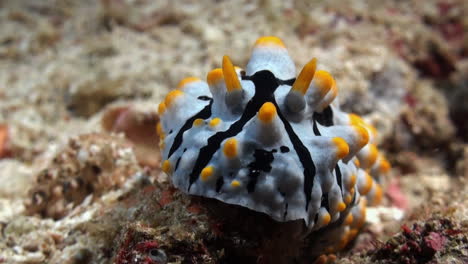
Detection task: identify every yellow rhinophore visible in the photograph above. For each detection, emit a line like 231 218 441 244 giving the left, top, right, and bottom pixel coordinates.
291 58 317 95
222 56 242 92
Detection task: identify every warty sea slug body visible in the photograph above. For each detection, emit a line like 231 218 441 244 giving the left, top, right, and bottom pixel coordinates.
157 36 390 247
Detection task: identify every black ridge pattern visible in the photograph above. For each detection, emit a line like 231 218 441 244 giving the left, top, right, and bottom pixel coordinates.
169 70 318 211
168 99 213 158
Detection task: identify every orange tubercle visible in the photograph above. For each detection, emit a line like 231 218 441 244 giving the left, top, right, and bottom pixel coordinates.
201 166 214 181
336 202 346 212
360 172 374 195
193 118 204 127
322 212 331 226
258 102 277 123
223 138 238 159
345 213 354 225
207 68 224 86
209 117 222 127
162 160 172 174
254 36 286 49
164 90 184 108
177 77 201 89
158 102 166 115
379 157 391 173
332 137 349 160
367 144 379 167
348 174 357 189
372 184 383 205
313 70 334 97
354 125 370 148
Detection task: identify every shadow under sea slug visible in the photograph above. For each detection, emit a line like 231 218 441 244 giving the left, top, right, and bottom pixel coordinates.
157 36 390 262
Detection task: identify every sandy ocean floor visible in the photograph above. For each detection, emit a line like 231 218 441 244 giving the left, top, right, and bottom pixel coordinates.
0 0 467 263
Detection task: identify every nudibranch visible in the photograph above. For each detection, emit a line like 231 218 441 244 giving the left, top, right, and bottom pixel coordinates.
157 37 389 238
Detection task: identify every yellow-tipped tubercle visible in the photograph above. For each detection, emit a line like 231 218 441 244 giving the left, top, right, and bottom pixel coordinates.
193 118 204 127
368 124 378 138
379 157 391 173
328 78 338 97
164 90 184 108
313 70 334 97
345 213 354 225
349 113 364 126
348 174 357 189
354 159 361 168
177 77 201 89
332 137 350 159
201 166 214 181
223 138 238 158
162 160 172 174
349 113 378 139
353 125 370 148
316 76 338 111
367 144 379 167
360 172 373 195
373 184 383 205
258 102 277 123
156 122 163 136
336 202 346 212
158 102 166 115
222 56 242 92
209 117 222 127
356 200 367 228
321 212 331 226
207 68 223 86
231 180 241 188
291 58 317 95
344 194 352 205
254 36 286 48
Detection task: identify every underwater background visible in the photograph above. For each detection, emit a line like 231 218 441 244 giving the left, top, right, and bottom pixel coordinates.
0 0 466 263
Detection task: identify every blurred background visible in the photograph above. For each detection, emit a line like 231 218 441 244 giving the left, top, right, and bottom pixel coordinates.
0 0 466 263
